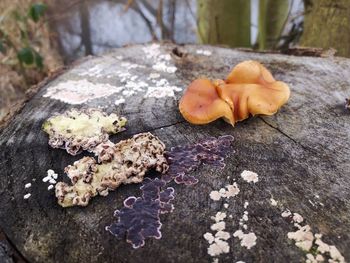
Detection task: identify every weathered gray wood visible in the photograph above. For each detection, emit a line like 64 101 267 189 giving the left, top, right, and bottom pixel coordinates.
0 43 350 263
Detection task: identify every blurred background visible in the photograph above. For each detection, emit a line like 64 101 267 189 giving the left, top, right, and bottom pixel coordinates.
0 0 349 121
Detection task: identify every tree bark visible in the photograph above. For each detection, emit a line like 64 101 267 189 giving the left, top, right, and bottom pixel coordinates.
301 0 350 57
197 0 251 47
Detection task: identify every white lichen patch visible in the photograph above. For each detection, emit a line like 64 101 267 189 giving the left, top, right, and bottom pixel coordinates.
288 224 314 251
209 190 222 201
204 232 215 244
196 49 212 56
24 183 32 189
207 239 230 257
233 230 257 249
211 212 227 223
209 183 240 201
211 222 226 232
42 109 126 155
215 231 230 241
240 170 259 183
43 79 123 104
204 204 232 260
292 213 304 223
285 214 345 263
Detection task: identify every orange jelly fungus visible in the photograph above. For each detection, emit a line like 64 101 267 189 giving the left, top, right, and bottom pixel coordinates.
179 60 290 125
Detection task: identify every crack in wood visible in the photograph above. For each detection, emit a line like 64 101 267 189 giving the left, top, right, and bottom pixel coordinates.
258 116 319 155
130 120 186 136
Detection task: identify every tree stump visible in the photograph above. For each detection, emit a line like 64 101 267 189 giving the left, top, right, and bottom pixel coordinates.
0 43 349 263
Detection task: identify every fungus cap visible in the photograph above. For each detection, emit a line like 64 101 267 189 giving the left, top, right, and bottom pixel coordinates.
179 78 234 125
179 60 290 125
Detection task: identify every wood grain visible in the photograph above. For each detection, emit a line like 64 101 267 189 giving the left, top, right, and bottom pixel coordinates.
0 43 349 263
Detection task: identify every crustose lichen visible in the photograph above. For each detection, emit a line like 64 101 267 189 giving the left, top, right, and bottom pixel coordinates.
163 135 234 185
106 135 234 248
55 132 169 207
42 108 127 155
106 178 175 249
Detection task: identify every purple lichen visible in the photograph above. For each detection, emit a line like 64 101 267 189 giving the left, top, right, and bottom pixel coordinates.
162 135 234 185
106 135 234 248
106 178 174 249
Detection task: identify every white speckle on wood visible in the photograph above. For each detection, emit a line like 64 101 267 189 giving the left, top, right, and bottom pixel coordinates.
48 185 54 190
148 73 160 79
144 85 181 99
49 179 56 184
23 193 31 199
270 198 278 206
224 203 229 209
43 169 58 186
24 183 31 189
242 214 248 221
115 98 125 105
196 49 212 56
244 201 249 209
241 170 259 183
281 210 292 218
142 44 177 73
308 199 316 206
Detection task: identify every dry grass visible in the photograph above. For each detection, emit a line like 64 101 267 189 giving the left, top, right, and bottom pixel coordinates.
0 0 63 122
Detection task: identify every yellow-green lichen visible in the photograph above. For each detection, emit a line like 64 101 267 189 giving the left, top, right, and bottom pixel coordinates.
42 108 127 155
55 133 169 207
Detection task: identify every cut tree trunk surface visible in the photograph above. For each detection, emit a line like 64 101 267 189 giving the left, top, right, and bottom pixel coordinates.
0 43 349 263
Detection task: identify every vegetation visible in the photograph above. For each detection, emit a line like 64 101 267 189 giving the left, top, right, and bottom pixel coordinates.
0 3 47 87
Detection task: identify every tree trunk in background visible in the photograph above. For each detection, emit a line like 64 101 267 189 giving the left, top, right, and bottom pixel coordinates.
258 0 289 50
197 0 251 47
80 0 93 56
301 0 350 57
